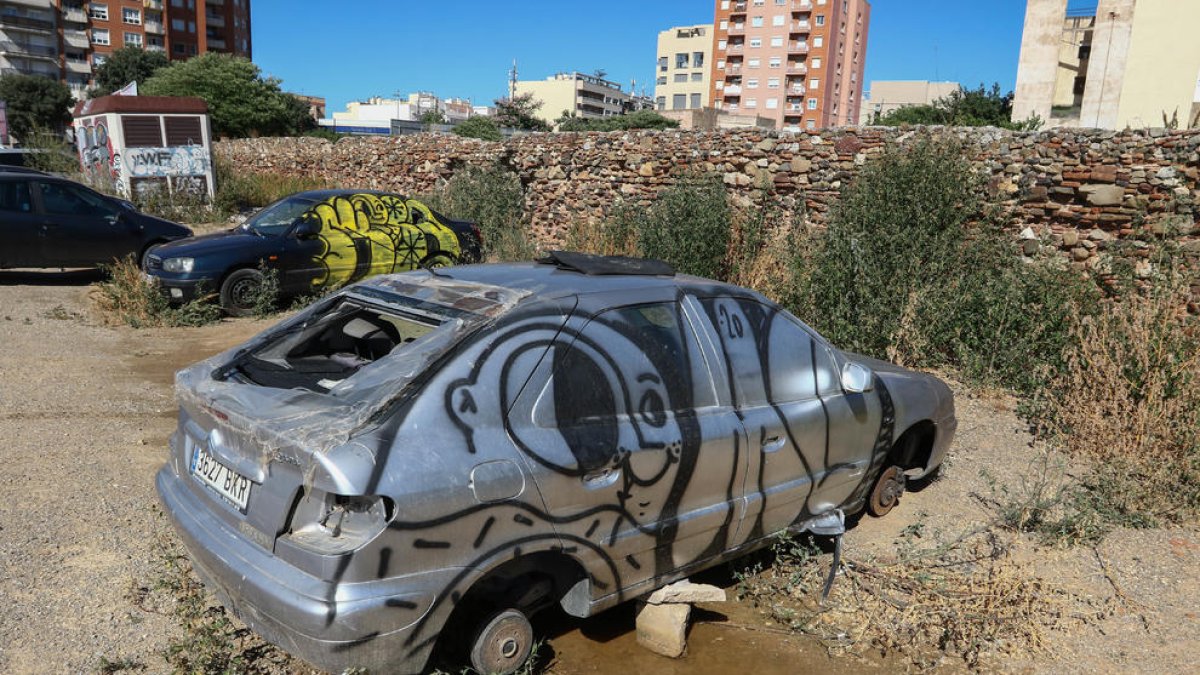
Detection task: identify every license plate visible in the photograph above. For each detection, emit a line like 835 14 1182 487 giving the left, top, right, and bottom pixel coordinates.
191 445 252 511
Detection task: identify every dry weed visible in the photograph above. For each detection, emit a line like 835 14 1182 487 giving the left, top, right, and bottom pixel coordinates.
737 526 1072 669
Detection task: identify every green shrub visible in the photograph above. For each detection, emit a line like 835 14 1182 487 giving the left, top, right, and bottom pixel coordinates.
213 156 333 215
798 137 1096 393
452 117 503 142
635 173 731 280
93 256 221 328
22 125 81 175
436 164 535 261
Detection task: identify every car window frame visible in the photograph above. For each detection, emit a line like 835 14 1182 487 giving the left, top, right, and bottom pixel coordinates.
33 179 121 220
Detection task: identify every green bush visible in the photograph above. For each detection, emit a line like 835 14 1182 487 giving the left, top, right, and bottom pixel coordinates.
634 174 731 280
800 137 1096 393
434 164 534 261
213 156 333 215
93 256 221 328
21 126 81 175
452 117 503 142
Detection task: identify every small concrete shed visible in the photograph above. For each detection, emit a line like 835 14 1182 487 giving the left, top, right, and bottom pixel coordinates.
74 95 215 200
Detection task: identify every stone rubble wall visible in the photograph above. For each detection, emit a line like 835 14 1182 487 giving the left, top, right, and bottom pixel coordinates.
215 127 1200 278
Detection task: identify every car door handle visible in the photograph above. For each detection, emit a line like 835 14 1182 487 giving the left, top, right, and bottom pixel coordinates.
583 467 619 488
762 436 786 453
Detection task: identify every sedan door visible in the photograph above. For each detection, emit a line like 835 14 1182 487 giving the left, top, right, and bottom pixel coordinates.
0 178 38 267
33 180 140 267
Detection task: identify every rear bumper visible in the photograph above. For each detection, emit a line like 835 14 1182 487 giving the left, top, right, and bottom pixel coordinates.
155 463 456 673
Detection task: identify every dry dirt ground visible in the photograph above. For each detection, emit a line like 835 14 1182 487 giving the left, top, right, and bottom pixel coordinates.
0 273 1196 674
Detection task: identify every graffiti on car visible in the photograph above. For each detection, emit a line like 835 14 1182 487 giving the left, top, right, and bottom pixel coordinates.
302 194 463 288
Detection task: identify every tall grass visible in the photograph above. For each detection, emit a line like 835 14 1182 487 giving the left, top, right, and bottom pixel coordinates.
424 163 536 261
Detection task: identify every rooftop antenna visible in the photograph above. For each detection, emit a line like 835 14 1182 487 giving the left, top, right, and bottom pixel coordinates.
509 59 518 99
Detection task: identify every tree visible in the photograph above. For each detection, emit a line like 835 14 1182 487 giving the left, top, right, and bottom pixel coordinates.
420 110 447 126
452 116 503 142
875 83 1042 131
89 47 168 97
0 74 73 140
492 93 551 132
141 53 308 138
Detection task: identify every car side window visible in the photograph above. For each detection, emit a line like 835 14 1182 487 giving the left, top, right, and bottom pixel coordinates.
0 180 32 213
536 301 717 428
38 181 117 218
698 297 820 406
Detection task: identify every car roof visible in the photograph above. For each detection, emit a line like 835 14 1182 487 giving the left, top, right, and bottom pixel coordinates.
413 259 749 306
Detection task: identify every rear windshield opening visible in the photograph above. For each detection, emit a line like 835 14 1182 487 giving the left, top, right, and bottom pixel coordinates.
232 300 441 393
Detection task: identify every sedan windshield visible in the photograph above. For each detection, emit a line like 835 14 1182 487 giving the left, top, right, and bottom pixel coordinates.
242 196 319 236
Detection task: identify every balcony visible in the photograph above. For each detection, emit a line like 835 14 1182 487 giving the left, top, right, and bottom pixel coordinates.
727 24 744 35
62 6 87 23
723 85 742 96
206 0 224 5
205 13 224 27
792 0 813 10
786 64 807 75
65 59 90 74
0 40 55 59
146 43 164 52
788 85 806 95
144 0 163 8
789 42 809 54
791 21 811 32
0 13 55 32
207 37 226 49
726 44 743 54
63 29 88 47
724 64 741 76
730 1 746 15
144 20 163 33
0 0 55 8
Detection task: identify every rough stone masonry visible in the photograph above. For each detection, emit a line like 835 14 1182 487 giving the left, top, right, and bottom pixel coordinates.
216 126 1200 297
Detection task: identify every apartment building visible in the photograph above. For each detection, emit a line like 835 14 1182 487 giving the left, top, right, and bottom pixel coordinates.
709 0 870 132
514 72 634 126
1013 0 1200 129
0 0 251 100
654 24 712 112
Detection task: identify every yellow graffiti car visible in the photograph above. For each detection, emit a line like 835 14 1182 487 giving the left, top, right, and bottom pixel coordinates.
144 190 484 315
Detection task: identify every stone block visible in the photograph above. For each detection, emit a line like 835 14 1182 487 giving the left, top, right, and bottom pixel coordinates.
635 601 691 658
1080 184 1125 206
646 580 727 605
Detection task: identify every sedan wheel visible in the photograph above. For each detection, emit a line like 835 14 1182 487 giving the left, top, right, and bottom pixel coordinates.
868 465 906 517
220 268 265 317
470 608 533 675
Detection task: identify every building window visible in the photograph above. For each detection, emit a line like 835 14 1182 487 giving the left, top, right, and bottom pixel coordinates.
173 43 185 54
748 58 760 68
673 94 686 110
693 52 704 68
188 21 196 33
770 36 783 47
806 119 816 130
124 32 143 47
812 57 822 69
766 98 778 109
816 15 826 26
814 36 824 48
767 77 780 88
93 53 107 66
656 76 667 85
122 7 140 24
746 98 757 108
691 72 704 81
769 57 782 68
92 28 110 45
747 79 759 89
718 39 727 49
808 98 818 109
674 73 688 83
753 0 764 5
691 93 702 108
809 78 819 90
656 96 666 110
658 56 667 72
171 18 185 31
772 15 785 26
89 3 108 21
676 52 689 68
749 38 762 48
721 0 730 8
720 20 728 30
751 16 764 27
1078 44 1091 60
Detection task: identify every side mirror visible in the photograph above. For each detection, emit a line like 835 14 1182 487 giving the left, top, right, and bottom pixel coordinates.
841 362 875 394
292 219 320 239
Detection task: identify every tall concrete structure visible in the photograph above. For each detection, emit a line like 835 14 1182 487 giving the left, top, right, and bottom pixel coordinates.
709 0 871 132
514 72 635 126
0 0 251 100
654 24 712 112
1013 0 1200 129
859 80 960 125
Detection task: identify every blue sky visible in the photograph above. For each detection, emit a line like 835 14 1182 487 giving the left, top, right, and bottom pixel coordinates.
251 1 1031 114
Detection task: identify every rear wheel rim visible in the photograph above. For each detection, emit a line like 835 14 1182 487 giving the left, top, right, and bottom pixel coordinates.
229 276 259 310
471 609 533 675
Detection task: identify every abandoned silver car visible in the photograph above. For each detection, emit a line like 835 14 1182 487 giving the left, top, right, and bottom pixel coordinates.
156 251 956 674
